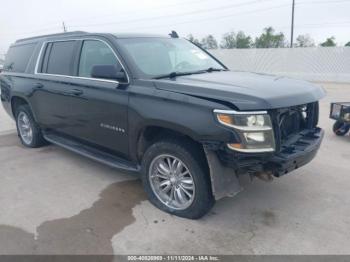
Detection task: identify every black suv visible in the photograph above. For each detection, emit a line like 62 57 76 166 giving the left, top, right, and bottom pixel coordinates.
0 31 325 219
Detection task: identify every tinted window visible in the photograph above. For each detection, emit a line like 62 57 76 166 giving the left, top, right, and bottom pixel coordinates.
78 40 121 78
46 41 76 75
4 43 36 73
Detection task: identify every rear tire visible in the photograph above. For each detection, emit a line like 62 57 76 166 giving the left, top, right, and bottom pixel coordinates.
15 104 46 148
141 139 214 219
333 120 350 136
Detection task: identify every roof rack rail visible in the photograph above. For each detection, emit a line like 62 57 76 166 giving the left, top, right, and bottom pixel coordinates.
15 31 87 43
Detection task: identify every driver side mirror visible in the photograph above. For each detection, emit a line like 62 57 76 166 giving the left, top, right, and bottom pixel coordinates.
91 65 127 82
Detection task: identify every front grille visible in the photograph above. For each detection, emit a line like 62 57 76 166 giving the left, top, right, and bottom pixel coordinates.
272 102 319 151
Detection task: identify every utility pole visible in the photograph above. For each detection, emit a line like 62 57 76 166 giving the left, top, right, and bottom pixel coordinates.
290 0 295 47
62 22 67 32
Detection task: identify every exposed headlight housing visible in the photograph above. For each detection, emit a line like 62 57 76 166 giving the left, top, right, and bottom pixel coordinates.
214 109 275 153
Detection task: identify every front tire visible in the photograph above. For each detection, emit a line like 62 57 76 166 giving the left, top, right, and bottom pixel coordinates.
141 139 214 219
15 105 46 148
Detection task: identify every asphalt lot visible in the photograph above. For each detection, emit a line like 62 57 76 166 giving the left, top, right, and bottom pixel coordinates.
0 82 349 255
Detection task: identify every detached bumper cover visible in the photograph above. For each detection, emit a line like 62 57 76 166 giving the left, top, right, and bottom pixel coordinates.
205 127 324 200
268 127 324 177
204 148 242 200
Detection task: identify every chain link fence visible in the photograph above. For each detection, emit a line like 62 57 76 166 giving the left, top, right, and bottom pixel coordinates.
210 47 350 83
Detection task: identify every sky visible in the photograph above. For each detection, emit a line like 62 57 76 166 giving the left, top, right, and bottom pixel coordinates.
1 0 350 57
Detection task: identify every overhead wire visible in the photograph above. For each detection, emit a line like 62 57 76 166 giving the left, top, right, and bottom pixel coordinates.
1 0 350 39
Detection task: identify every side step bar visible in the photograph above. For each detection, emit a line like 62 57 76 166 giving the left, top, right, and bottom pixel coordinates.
43 133 140 173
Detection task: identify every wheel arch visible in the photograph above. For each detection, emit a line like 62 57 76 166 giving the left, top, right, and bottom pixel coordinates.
136 124 207 167
11 96 28 115
11 96 37 120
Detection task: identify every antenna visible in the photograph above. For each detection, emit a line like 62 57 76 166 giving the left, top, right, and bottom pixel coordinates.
169 31 179 38
62 22 67 32
290 0 295 47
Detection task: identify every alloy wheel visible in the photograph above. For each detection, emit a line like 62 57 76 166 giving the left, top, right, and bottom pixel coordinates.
17 111 33 145
149 154 195 210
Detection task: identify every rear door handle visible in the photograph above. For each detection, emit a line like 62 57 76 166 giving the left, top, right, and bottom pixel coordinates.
69 89 83 96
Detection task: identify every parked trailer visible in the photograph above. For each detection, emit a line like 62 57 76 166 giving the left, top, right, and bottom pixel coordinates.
330 102 350 136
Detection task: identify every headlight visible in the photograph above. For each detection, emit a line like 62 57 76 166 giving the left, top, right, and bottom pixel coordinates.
214 109 275 153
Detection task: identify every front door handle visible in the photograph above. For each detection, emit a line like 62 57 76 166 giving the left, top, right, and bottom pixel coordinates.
69 89 83 96
34 83 44 89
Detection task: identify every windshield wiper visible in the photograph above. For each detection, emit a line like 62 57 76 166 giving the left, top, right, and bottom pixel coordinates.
187 67 227 75
153 71 197 79
205 67 227 72
153 68 227 79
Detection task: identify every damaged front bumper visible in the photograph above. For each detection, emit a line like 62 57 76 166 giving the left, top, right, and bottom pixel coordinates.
204 127 324 200
268 127 324 177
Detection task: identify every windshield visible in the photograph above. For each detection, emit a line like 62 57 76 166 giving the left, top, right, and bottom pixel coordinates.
117 37 225 78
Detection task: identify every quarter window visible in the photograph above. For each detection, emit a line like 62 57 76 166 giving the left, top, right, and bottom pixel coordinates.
45 41 76 75
4 43 36 73
78 40 122 79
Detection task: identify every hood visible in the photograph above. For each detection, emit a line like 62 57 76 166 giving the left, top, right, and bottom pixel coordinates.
153 71 326 110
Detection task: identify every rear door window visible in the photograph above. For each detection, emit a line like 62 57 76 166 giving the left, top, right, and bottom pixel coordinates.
4 43 36 73
78 40 122 78
44 41 76 76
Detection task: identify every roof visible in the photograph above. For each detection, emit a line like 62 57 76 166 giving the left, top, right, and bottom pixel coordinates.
15 31 171 45
15 31 87 44
112 33 168 39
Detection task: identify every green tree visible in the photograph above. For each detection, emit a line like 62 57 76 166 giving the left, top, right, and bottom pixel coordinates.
220 32 236 49
345 42 350 47
295 34 315 47
320 37 336 47
187 34 201 46
220 31 252 49
254 27 286 48
200 35 218 49
235 31 252 49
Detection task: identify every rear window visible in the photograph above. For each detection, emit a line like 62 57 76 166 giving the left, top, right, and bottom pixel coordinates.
4 43 36 73
44 41 76 75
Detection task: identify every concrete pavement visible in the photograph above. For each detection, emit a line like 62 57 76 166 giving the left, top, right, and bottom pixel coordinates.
0 83 349 254
0 101 15 133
